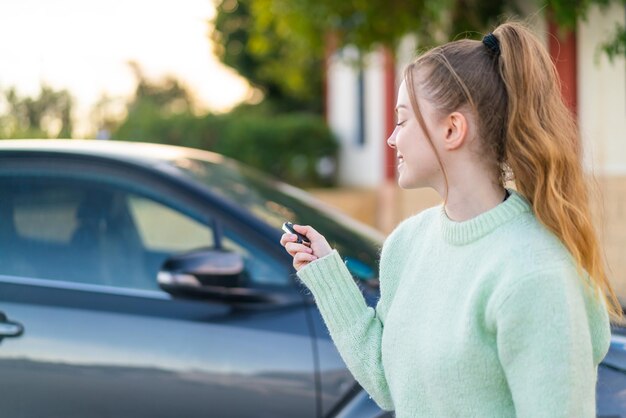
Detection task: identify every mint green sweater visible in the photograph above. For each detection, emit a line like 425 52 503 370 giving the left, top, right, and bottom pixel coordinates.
298 190 610 417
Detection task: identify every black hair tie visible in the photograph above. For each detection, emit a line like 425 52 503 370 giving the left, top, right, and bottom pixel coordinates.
482 33 500 56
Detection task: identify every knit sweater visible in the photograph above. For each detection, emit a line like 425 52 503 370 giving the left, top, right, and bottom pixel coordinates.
297 190 611 418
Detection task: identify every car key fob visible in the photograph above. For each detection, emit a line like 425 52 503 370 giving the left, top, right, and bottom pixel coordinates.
282 222 310 244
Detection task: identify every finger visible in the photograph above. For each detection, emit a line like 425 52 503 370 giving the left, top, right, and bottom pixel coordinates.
285 242 313 257
280 233 298 247
292 224 321 242
294 252 318 265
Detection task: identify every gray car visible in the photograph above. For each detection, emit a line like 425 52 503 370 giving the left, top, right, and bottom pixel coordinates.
0 140 624 417
0 140 390 418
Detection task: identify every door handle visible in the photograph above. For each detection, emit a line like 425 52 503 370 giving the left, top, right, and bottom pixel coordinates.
0 311 24 338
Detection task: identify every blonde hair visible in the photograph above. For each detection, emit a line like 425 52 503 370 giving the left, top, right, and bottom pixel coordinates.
404 21 622 321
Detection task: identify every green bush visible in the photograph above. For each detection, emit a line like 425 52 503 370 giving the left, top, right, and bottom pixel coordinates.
112 107 338 188
213 113 338 187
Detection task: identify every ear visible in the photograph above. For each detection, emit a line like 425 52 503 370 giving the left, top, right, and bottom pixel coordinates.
442 111 468 151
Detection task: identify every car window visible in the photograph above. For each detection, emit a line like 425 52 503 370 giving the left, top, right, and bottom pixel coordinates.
0 177 158 290
171 156 384 283
12 187 81 244
128 195 214 252
128 194 289 286
0 175 289 290
221 230 289 286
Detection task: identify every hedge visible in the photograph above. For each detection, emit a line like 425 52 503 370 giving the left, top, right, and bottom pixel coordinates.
112 106 339 187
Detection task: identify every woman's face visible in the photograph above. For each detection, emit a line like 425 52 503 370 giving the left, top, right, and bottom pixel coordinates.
387 81 444 190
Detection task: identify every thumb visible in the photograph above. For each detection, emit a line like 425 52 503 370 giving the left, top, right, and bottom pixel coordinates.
293 224 321 241
293 224 332 259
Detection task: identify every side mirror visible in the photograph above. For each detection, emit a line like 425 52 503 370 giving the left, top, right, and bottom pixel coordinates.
157 249 276 304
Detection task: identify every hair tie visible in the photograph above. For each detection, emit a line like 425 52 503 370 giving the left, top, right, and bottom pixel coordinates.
482 33 500 56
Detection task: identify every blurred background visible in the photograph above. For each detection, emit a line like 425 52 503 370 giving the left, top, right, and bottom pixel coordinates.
0 0 624 301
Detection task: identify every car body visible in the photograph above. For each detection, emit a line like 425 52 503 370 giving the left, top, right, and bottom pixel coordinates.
0 140 623 417
0 139 390 418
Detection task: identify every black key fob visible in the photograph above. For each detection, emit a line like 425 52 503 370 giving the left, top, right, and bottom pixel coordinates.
282 222 310 244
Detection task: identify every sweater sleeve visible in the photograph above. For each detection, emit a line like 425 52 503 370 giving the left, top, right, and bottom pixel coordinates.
297 250 395 411
492 267 611 418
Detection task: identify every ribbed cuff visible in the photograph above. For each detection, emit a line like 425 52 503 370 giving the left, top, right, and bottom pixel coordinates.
297 250 368 331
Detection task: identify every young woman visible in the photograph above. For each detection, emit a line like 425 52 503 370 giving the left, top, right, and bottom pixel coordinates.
280 21 622 417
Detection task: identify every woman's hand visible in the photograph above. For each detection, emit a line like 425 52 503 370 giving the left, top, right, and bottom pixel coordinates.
280 224 333 271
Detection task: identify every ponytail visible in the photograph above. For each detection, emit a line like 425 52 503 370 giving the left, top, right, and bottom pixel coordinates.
405 21 622 321
493 22 623 321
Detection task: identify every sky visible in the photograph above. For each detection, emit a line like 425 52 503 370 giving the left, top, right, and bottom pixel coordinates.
0 0 251 135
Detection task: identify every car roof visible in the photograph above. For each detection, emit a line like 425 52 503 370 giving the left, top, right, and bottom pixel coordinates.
0 139 227 167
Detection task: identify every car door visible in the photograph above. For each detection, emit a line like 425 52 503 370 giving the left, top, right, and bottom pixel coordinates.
0 159 318 418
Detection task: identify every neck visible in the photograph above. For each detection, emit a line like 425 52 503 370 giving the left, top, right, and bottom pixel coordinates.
438 175 506 222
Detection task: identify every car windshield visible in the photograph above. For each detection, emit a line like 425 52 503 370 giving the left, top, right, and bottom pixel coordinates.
169 156 384 282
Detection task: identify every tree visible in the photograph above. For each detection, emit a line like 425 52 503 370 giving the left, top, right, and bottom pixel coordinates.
125 61 196 116
211 0 324 113
600 23 626 61
109 64 339 187
0 85 74 139
110 62 199 141
211 0 625 105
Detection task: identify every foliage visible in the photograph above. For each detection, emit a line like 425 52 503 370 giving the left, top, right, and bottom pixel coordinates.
214 111 338 187
111 67 338 187
211 0 324 113
125 62 196 116
546 0 614 28
212 0 625 97
114 108 338 187
600 23 626 61
0 85 74 139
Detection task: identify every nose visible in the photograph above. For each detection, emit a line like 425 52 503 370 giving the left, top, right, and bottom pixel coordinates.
387 127 397 149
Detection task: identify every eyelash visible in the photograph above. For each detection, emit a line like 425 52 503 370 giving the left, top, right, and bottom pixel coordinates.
396 121 406 127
